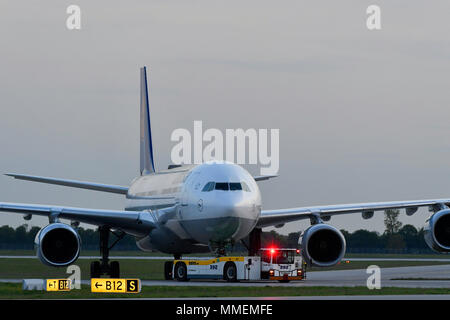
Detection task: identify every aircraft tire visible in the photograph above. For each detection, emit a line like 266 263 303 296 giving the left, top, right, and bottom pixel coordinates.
164 261 174 280
174 262 188 281
109 261 120 278
90 261 101 278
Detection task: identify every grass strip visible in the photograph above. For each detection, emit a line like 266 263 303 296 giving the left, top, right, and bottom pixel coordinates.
1 283 450 299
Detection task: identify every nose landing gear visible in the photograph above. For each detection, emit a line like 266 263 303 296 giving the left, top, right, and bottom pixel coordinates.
240 228 261 256
90 226 125 278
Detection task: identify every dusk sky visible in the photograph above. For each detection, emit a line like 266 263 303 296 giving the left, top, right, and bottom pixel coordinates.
1 1 450 236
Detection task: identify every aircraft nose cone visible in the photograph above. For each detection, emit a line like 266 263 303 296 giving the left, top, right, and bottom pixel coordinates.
218 193 254 217
215 194 259 239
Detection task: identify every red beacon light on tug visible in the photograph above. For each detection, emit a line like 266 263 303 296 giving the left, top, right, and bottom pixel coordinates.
259 247 305 282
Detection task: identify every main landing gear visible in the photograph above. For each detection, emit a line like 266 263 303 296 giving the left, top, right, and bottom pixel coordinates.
164 254 182 280
242 228 261 256
90 226 125 278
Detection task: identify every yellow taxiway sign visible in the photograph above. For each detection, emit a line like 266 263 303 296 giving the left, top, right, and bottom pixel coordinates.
91 279 141 293
46 279 71 291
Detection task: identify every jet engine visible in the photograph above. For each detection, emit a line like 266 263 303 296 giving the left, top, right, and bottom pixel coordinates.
35 223 81 267
424 209 450 253
300 224 346 267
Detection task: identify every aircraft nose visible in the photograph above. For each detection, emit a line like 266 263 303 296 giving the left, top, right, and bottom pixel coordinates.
212 193 260 239
220 193 258 219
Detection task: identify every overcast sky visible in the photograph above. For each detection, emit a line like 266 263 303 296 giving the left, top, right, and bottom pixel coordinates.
1 1 450 236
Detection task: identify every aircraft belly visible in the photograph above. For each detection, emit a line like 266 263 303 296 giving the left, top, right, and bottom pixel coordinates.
136 225 209 254
164 219 192 239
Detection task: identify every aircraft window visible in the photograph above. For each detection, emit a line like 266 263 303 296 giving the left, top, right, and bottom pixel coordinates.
202 182 215 192
241 181 251 192
215 183 229 191
229 183 242 191
204 182 248 191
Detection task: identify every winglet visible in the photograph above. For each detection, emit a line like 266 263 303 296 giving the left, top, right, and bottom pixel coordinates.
253 175 278 181
140 66 156 175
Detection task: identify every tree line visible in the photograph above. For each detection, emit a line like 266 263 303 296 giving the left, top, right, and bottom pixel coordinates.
258 224 432 254
0 210 435 253
258 209 433 254
0 225 137 250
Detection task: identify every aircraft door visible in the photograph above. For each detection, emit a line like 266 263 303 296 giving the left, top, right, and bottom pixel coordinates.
181 171 200 207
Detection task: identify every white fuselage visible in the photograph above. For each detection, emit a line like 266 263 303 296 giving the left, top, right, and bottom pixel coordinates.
124 161 262 254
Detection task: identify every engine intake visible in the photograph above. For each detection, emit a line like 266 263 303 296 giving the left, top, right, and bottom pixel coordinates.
300 224 346 267
35 223 81 267
424 209 450 252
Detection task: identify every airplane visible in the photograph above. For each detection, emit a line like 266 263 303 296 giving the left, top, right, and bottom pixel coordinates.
1 66 450 279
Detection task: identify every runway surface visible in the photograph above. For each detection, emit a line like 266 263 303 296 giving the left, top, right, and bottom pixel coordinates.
134 264 450 288
2 264 450 288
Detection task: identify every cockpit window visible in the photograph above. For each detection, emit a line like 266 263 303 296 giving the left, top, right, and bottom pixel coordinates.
215 182 229 191
241 181 251 192
202 182 251 192
202 182 215 192
229 183 242 191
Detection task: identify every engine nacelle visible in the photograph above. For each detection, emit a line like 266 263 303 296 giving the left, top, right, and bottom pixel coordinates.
424 209 450 253
35 223 81 267
300 224 346 267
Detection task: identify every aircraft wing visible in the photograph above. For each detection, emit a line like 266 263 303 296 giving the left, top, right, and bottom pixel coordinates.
257 198 450 228
0 202 155 237
5 173 129 195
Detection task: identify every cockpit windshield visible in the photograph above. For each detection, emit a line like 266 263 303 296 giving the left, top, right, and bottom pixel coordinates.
215 183 229 191
201 182 251 192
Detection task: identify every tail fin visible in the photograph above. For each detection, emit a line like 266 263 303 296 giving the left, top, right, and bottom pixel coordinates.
140 66 156 175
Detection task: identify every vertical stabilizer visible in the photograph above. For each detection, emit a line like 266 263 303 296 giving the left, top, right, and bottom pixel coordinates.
140 66 156 175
